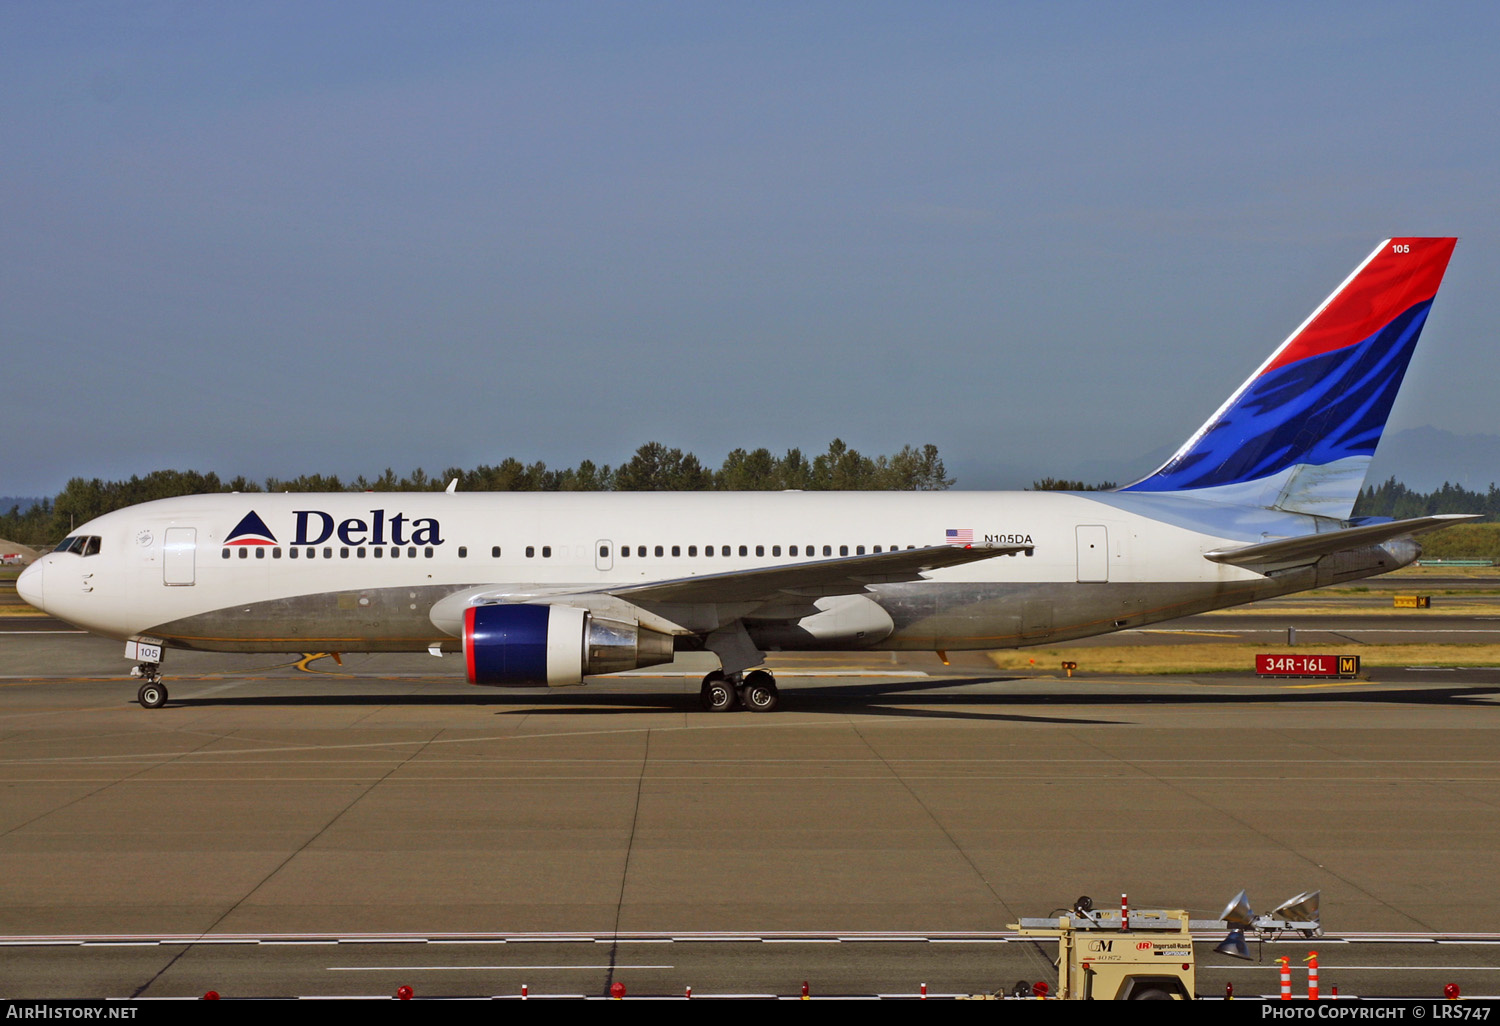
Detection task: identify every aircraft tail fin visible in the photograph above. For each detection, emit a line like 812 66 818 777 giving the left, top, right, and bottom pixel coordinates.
1121 238 1457 519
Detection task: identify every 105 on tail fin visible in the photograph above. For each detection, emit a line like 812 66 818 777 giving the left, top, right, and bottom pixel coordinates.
1122 238 1457 519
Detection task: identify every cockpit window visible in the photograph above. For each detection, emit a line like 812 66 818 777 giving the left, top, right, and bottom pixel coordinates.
53 535 101 556
82 536 100 557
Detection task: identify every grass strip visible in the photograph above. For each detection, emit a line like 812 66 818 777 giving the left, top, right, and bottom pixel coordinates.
988 643 1500 675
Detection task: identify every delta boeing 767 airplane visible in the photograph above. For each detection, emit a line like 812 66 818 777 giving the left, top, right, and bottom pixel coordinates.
18 238 1468 711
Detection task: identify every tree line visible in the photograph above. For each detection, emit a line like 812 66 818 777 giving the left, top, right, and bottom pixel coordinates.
8 461 1499 553
0 440 953 547
1351 477 1500 521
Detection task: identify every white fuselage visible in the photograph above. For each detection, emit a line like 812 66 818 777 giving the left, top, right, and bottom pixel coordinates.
17 489 1405 661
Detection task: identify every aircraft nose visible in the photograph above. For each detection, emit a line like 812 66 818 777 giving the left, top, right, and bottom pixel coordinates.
16 560 43 610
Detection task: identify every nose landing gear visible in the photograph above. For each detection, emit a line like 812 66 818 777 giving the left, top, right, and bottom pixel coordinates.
131 663 167 708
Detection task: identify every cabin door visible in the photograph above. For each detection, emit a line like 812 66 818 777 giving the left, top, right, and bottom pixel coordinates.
1076 525 1108 583
163 528 196 586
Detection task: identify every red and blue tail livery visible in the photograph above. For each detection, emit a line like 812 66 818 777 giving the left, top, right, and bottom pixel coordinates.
1123 238 1457 518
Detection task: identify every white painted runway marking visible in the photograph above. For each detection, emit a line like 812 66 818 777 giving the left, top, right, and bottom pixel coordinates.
327 964 673 971
1217 964 1500 971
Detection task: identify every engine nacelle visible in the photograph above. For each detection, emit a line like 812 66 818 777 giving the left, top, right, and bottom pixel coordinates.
462 603 675 687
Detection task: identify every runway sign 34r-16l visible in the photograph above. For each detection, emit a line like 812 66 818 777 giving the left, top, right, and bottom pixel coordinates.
1256 654 1360 678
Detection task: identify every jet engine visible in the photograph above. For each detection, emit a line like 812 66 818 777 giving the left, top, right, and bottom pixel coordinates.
462 603 675 686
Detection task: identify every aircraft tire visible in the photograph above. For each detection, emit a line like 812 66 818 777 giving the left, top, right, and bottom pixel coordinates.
700 672 736 712
741 671 779 712
137 682 168 709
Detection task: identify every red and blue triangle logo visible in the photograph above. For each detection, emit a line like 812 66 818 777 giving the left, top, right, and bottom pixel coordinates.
225 510 277 546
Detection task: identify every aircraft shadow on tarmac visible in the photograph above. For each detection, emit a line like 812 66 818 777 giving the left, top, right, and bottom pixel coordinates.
155 674 1500 725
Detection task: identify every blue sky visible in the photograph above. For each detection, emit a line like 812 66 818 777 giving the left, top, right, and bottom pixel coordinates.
5 2 1496 495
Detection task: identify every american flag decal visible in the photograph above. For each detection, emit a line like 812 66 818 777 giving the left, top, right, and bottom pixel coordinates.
945 528 973 545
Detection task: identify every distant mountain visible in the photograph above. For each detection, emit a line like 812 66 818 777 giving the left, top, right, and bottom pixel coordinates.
0 496 44 513
1368 428 1500 493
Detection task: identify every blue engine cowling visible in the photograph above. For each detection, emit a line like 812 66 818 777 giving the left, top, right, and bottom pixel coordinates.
462 603 674 686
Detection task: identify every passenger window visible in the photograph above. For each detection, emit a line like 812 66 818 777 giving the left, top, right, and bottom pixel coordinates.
601 545 611 558
823 545 832 557
389 547 397 558
655 546 664 557
358 548 367 558
306 548 315 559
492 546 501 558
273 548 282 559
840 545 849 556
672 546 681 557
720 546 729 556
289 548 298 559
637 546 645 557
856 545 865 555
789 545 797 557
772 545 781 556
526 546 535 558
457 547 466 558
739 545 748 556
542 546 551 558
874 546 882 553
425 547 433 558
239 549 248 559
704 545 713 557
620 546 629 558
324 547 333 558
407 546 417 558
252 547 262 559
755 545 764 556
340 547 349 558
221 549 230 560
688 546 697 557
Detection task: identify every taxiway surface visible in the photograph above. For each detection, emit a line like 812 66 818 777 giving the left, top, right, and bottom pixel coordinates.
1 622 1498 998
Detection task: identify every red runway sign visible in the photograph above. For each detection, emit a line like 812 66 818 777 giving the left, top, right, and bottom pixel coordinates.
1256 654 1360 678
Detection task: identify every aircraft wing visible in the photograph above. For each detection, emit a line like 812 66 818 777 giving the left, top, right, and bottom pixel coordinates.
606 543 1029 605
1203 514 1479 571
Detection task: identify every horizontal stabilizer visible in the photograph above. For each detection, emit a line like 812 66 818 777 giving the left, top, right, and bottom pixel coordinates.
1204 514 1479 570
610 542 1027 605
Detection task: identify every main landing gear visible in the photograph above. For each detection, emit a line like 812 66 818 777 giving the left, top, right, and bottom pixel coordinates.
699 669 779 713
131 663 167 709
